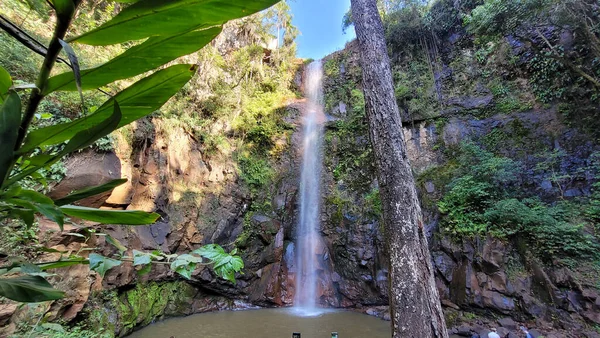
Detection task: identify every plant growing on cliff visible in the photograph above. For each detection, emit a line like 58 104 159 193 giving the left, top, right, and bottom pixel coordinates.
436 143 600 262
465 0 600 89
0 0 278 303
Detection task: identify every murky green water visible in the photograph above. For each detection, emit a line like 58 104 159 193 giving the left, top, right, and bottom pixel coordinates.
127 308 391 338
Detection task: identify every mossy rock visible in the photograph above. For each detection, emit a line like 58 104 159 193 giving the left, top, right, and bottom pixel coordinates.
83 281 198 337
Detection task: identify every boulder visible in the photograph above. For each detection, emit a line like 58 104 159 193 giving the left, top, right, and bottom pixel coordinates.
498 317 517 331
48 149 121 207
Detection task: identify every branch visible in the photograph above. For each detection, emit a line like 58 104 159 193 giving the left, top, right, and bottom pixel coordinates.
534 28 600 88
0 14 70 66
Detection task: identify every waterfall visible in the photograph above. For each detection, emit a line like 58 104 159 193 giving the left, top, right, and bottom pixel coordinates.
294 61 325 314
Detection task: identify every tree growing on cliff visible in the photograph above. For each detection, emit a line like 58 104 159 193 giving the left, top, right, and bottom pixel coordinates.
350 0 448 337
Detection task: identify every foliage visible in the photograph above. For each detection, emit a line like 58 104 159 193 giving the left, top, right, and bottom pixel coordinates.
484 198 599 258
364 188 383 218
434 143 599 262
0 0 276 303
466 0 600 91
14 322 111 338
464 0 550 37
237 152 276 192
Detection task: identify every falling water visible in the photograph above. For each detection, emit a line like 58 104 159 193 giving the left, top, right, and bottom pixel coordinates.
294 61 325 314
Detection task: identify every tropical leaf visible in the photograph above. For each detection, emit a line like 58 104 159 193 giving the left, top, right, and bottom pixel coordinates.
9 208 35 228
194 244 243 283
194 244 227 261
88 253 121 277
0 92 21 186
70 0 280 46
20 64 195 152
0 275 64 302
62 101 122 153
60 205 160 225
38 257 88 270
0 66 11 103
213 255 243 284
6 189 64 229
46 27 221 93
54 179 127 206
4 102 121 187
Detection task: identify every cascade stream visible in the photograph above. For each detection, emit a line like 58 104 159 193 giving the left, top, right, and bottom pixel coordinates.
294 60 325 314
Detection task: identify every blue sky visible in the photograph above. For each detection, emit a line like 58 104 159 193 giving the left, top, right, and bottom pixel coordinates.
289 0 356 60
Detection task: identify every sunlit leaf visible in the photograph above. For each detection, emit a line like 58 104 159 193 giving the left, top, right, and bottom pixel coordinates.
70 0 279 46
47 27 221 93
54 179 127 206
194 244 243 284
61 101 122 154
60 205 159 225
21 65 195 152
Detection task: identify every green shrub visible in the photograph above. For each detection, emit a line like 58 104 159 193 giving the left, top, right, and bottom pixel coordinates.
236 153 275 191
436 143 599 261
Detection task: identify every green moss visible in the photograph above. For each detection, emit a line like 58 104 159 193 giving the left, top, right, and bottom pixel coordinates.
324 58 340 77
325 188 352 225
81 282 199 337
236 152 275 193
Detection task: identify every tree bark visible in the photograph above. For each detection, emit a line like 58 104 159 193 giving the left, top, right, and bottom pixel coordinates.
350 0 449 337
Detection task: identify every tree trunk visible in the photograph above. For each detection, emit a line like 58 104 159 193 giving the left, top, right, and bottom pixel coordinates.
350 0 449 337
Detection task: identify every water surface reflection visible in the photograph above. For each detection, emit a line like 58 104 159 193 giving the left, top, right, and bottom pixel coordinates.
127 308 390 338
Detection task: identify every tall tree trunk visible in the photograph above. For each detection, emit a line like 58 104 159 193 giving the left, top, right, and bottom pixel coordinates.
350 0 449 337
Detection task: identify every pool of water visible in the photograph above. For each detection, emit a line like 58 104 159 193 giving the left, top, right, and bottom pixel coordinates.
126 308 391 338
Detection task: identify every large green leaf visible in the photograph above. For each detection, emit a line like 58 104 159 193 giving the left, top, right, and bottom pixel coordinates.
194 244 243 283
0 66 12 104
0 275 64 302
70 0 279 46
62 101 122 154
0 92 21 186
20 64 195 152
170 254 203 279
6 189 64 228
88 253 121 277
38 257 88 270
5 104 121 190
60 205 160 225
54 179 127 206
46 27 221 93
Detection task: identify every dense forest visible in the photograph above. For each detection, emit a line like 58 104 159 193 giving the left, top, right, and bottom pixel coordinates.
0 0 599 337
